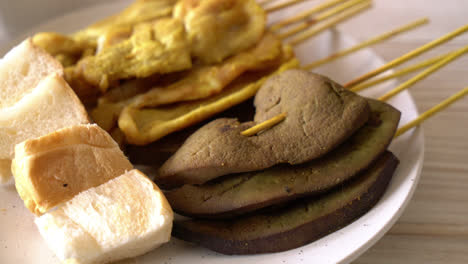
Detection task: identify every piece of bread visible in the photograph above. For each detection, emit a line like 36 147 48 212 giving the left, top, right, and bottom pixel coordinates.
12 124 133 215
0 38 63 109
0 73 89 183
35 169 173 264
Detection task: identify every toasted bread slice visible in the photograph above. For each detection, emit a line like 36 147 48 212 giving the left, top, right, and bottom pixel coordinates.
0 74 89 183
35 169 173 264
0 38 63 108
12 124 133 215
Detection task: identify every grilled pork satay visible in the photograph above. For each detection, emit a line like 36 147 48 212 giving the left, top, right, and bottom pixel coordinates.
131 33 283 108
75 19 192 92
174 0 266 64
95 25 133 53
33 0 178 66
73 0 178 43
32 33 94 67
34 0 267 103
90 33 283 132
118 53 298 145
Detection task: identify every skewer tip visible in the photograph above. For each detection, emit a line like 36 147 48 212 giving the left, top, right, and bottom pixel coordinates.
241 113 287 136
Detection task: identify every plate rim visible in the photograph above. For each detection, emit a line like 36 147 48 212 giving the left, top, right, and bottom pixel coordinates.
0 1 425 263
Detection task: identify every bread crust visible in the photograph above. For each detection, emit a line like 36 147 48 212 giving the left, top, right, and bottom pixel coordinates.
22 38 64 76
0 38 64 108
0 37 71 183
0 74 90 183
35 169 173 264
19 122 113 156
13 124 133 215
47 73 90 124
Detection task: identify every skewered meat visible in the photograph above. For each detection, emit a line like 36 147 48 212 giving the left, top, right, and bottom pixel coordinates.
33 0 178 66
33 0 268 99
32 33 94 67
118 55 298 145
96 25 133 53
131 33 283 108
174 0 266 63
76 18 192 91
91 33 283 132
73 0 178 43
157 70 370 188
165 99 401 218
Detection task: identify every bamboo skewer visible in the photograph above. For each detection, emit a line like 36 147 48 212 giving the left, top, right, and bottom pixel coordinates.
302 18 429 70
240 77 467 138
378 45 468 102
260 1 467 139
259 0 281 6
270 0 348 30
240 48 466 138
265 0 312 13
350 51 454 92
287 0 372 46
344 24 468 89
278 0 368 39
241 113 287 136
394 86 468 138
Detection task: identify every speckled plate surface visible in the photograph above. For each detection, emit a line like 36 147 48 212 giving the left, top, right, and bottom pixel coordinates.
0 1 424 263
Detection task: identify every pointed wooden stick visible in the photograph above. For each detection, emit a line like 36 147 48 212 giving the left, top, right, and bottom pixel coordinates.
241 113 287 136
271 0 348 31
351 51 454 92
279 0 368 39
266 0 313 13
259 0 281 6
345 24 468 89
394 86 468 138
287 0 372 46
378 45 468 102
287 1 372 46
303 18 429 70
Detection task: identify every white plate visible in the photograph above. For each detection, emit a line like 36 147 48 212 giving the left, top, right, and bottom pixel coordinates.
0 1 424 263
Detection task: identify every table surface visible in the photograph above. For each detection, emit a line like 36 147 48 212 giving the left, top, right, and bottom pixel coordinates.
0 0 467 263
336 1 468 263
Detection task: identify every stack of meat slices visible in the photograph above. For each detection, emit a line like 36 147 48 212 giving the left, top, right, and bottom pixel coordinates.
33 0 303 148
147 69 401 254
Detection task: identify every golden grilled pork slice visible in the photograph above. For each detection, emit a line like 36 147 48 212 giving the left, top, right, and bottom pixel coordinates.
32 33 95 67
174 0 266 64
131 33 283 108
118 54 298 145
33 0 178 67
90 33 283 132
75 18 192 92
73 0 178 43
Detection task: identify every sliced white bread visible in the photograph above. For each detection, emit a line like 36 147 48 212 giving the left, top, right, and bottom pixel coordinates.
35 169 173 264
0 38 63 108
0 73 89 183
12 124 133 215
